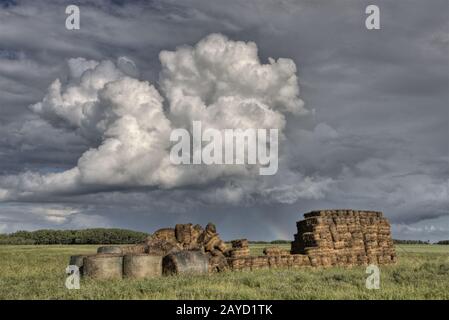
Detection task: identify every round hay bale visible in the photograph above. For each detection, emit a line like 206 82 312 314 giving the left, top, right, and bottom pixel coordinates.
69 254 95 274
123 254 162 279
97 246 123 254
163 251 208 275
83 254 123 280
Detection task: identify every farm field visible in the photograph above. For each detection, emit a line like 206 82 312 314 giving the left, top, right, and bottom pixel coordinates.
0 244 448 300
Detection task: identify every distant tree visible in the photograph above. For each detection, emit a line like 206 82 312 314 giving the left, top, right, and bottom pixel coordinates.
270 240 291 244
0 228 149 245
393 239 430 245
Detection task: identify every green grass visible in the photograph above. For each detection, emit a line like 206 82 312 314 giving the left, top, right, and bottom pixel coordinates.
0 244 448 299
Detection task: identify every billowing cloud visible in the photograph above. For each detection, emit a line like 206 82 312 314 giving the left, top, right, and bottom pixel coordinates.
0 33 327 204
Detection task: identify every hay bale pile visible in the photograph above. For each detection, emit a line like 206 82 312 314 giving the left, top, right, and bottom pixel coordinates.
70 210 396 280
291 210 396 267
71 222 229 279
143 222 230 272
226 209 395 271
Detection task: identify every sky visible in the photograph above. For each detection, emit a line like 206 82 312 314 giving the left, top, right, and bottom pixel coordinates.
0 0 447 241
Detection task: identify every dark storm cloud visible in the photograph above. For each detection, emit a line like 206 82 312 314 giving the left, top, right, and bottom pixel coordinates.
0 0 447 241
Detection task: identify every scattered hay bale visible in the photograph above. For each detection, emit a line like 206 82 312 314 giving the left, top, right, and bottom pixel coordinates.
97 246 123 255
146 238 182 256
123 254 162 279
150 228 177 243
163 251 209 275
83 254 123 279
121 244 147 255
175 223 193 244
208 253 229 273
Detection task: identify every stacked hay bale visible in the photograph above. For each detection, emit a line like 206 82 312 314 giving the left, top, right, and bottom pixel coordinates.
291 210 396 267
261 245 292 269
227 239 251 271
249 256 269 270
229 239 250 257
263 246 290 256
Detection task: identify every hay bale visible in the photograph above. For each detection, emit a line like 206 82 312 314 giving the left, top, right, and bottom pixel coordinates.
263 246 290 256
208 254 229 273
123 254 162 279
229 248 250 258
121 244 148 255
97 246 123 254
227 258 248 271
69 255 86 268
149 228 177 243
231 239 249 248
175 224 191 244
83 254 123 279
147 238 182 256
162 251 209 275
69 254 95 274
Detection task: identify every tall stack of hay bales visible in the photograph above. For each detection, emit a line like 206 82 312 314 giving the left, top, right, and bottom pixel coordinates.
291 210 396 267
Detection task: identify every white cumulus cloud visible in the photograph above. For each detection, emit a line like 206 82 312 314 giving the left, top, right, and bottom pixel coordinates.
0 33 329 205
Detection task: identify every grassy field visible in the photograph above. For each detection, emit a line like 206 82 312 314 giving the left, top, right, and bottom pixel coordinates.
0 244 448 299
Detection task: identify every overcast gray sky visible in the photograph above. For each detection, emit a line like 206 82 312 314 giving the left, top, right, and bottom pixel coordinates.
0 0 447 241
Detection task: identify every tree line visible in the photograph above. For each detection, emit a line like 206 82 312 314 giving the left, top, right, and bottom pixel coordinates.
393 239 449 245
0 229 447 245
0 228 149 245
